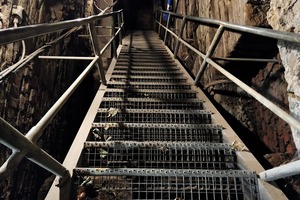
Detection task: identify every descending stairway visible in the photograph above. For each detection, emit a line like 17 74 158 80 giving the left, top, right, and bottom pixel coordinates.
72 31 260 200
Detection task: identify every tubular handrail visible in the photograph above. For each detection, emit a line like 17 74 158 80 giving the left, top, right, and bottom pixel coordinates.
0 6 124 189
0 10 122 46
160 10 300 44
156 9 300 182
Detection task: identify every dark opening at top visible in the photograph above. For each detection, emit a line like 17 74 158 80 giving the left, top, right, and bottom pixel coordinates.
116 0 156 30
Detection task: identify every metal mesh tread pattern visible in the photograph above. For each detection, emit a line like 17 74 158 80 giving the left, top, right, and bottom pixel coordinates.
73 168 259 200
72 31 260 200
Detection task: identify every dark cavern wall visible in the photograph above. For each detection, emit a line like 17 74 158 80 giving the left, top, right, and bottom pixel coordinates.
0 0 99 199
166 0 299 198
1 0 300 199
169 0 294 158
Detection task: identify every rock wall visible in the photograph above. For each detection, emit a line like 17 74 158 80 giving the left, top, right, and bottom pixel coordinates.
171 0 293 155
268 0 300 153
0 1 97 199
169 0 299 198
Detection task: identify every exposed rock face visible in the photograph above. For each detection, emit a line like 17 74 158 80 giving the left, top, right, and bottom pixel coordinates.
268 0 300 152
0 0 96 199
172 0 293 155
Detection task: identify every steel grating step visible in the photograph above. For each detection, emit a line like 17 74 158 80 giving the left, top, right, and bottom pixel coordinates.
104 89 197 99
119 53 171 57
115 62 176 67
108 81 190 86
112 71 183 77
110 76 187 83
114 66 180 71
89 123 223 142
117 57 174 62
95 109 212 124
119 52 171 56
100 98 203 110
107 83 192 90
80 141 237 170
120 48 168 50
69 31 261 200
117 60 174 64
118 55 172 59
72 169 259 200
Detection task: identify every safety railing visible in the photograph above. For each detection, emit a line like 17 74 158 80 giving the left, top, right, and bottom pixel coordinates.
156 10 300 182
0 3 124 191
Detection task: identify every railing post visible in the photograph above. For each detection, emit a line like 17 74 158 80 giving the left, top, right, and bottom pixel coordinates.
88 22 107 85
111 14 117 58
174 17 186 58
158 11 163 37
163 13 171 44
117 12 123 45
121 11 125 33
194 25 224 85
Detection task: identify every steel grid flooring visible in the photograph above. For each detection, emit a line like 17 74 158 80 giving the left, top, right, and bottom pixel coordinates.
72 31 260 200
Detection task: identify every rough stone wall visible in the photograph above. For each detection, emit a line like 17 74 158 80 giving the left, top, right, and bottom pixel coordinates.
173 0 270 76
268 0 300 153
0 0 97 199
170 0 298 197
170 0 295 160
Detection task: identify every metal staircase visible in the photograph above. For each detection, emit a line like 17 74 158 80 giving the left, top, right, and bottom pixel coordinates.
71 31 260 200
2 5 300 200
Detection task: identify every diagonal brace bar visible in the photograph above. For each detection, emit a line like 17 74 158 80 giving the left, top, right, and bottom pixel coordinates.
0 117 69 180
89 22 107 85
0 57 98 181
195 25 224 85
174 17 186 58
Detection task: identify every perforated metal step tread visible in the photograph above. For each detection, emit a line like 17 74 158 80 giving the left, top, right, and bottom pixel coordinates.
88 123 223 142
100 97 203 110
80 141 237 170
73 169 259 200
95 109 212 124
71 31 260 200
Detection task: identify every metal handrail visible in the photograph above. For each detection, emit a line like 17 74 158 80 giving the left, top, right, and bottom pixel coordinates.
159 10 300 43
0 6 124 190
156 9 300 181
0 10 122 46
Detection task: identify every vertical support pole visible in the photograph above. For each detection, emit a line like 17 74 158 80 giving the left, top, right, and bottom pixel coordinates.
111 14 117 57
88 22 107 85
158 11 163 37
174 17 186 58
194 25 224 85
121 11 125 33
117 12 123 45
163 13 171 44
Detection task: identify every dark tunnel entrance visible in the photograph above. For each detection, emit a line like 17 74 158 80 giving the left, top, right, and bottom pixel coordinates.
116 0 155 30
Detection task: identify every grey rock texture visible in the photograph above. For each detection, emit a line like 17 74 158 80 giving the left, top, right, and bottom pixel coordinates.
268 0 300 151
